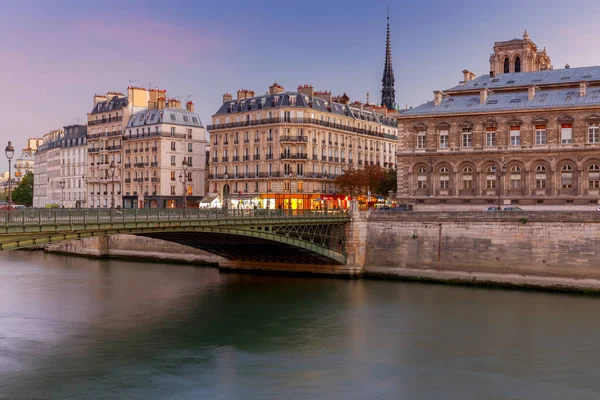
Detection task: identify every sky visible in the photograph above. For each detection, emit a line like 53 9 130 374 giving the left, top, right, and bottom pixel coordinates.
2 0 600 157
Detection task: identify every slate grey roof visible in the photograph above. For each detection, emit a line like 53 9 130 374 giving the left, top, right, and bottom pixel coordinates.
214 91 397 127
91 95 128 114
127 107 204 128
401 87 600 117
448 66 600 92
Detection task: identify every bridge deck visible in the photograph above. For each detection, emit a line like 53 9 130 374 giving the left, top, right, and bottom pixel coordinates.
0 209 350 264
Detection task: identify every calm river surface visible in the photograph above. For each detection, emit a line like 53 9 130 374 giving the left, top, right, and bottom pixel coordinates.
1 251 600 399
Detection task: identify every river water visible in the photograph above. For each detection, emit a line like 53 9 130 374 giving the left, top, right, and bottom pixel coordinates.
1 251 600 399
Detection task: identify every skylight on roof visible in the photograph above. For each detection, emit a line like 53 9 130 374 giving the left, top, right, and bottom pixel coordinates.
491 79 499 83
561 76 571 80
506 80 515 84
487 100 498 104
510 98 521 103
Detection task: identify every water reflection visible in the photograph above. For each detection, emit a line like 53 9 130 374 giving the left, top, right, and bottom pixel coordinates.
1 251 600 399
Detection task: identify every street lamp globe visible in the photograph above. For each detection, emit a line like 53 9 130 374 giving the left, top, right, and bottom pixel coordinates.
5 141 14 160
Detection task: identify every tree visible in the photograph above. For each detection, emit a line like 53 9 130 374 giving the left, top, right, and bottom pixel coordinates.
12 171 33 207
334 165 397 196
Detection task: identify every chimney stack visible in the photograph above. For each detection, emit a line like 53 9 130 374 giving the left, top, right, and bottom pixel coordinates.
186 101 194 112
157 97 166 110
223 93 233 104
297 84 314 97
480 88 489 104
463 69 476 83
580 81 587 97
93 94 107 107
269 82 285 95
314 90 333 103
433 91 443 106
168 99 182 109
528 86 536 101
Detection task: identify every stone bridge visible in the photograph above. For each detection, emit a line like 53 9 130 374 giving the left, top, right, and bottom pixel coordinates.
0 209 350 265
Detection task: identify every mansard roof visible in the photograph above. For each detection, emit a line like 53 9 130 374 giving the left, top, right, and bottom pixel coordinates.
400 87 600 117
91 95 129 114
213 91 397 127
127 107 204 128
448 66 600 92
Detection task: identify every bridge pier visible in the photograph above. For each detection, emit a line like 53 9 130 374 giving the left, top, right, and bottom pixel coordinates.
343 199 368 272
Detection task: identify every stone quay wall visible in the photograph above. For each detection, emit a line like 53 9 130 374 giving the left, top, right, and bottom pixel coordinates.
362 211 600 291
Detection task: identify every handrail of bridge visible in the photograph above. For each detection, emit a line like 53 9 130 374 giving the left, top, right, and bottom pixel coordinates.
0 208 349 226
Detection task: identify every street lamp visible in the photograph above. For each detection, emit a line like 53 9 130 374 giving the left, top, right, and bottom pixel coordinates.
180 158 188 209
266 177 270 209
5 141 14 208
109 160 116 209
81 174 86 208
59 179 65 208
223 172 229 212
496 159 507 210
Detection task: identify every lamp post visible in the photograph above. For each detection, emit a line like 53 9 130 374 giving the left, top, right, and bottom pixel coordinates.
496 159 507 210
5 141 14 208
81 174 86 208
109 160 116 209
388 190 395 206
223 172 229 212
266 177 270 209
180 158 188 209
59 179 65 208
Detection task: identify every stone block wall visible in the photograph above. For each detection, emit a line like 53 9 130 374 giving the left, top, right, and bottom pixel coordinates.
364 212 600 281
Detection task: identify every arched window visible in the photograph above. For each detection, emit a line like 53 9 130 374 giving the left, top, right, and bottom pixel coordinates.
589 164 600 189
486 165 497 189
536 165 546 172
504 57 510 73
515 56 521 73
439 167 450 190
462 166 473 189
561 164 574 189
417 167 428 189
510 166 522 189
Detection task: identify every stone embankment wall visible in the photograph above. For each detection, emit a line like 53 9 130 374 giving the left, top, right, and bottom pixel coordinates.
45 235 223 266
363 211 600 291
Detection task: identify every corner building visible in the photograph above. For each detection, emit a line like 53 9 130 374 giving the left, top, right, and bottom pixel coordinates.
122 99 207 208
208 83 398 209
396 33 600 206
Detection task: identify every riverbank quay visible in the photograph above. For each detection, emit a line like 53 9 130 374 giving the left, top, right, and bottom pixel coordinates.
41 210 600 293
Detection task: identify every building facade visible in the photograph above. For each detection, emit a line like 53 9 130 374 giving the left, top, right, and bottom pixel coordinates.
396 34 600 206
33 125 87 208
122 99 207 208
14 138 43 183
86 87 160 208
207 83 398 210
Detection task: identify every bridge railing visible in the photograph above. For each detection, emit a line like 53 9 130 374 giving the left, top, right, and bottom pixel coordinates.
0 208 348 226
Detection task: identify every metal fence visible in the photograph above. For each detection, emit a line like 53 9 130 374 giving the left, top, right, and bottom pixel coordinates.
0 208 348 226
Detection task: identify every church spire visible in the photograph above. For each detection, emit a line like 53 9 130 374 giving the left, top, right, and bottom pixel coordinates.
381 8 396 110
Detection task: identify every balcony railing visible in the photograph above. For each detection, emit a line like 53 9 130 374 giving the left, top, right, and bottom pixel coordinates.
280 136 308 142
88 116 123 126
123 131 186 140
281 153 308 160
207 117 397 140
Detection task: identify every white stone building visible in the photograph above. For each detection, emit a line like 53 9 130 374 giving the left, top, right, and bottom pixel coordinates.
122 99 207 208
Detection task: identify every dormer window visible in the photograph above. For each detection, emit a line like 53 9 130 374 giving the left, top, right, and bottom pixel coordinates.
289 96 296 106
273 96 279 105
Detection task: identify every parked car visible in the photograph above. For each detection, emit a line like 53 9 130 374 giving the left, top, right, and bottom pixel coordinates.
376 206 409 212
484 206 502 211
13 204 25 209
502 206 524 211
596 206 600 211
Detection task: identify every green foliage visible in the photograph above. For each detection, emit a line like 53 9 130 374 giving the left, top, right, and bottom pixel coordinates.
334 165 397 196
12 171 33 207
519 217 529 224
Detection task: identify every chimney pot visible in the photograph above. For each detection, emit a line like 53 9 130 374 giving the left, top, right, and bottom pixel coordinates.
434 91 443 106
528 86 536 101
580 81 587 97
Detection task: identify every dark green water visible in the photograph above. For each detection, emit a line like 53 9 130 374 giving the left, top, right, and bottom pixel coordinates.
1 251 600 399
